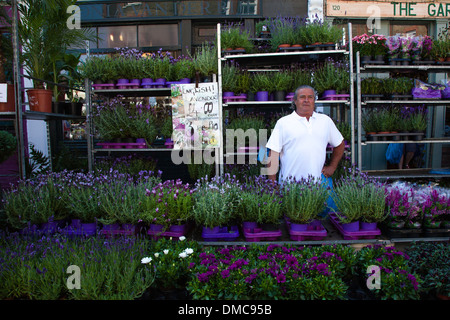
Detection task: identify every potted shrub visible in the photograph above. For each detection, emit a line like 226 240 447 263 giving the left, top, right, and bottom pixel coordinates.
236 71 251 98
283 177 329 230
250 72 273 101
272 70 292 100
222 64 239 95
312 61 340 97
361 77 384 100
18 0 94 112
192 175 242 233
173 56 195 82
220 23 253 53
268 16 297 50
237 176 283 231
0 130 17 164
359 180 388 230
139 179 194 233
190 42 218 82
331 171 376 231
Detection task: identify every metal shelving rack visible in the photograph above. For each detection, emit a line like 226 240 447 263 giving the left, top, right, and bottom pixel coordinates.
355 52 450 178
217 22 355 168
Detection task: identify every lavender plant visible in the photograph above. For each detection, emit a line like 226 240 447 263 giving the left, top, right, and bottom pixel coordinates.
282 176 329 224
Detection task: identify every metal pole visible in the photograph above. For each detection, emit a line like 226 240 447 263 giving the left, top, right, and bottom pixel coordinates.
84 40 94 172
347 22 355 167
11 0 26 179
217 22 223 176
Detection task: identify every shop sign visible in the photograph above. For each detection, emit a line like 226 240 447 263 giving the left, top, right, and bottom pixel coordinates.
327 1 450 19
171 83 221 150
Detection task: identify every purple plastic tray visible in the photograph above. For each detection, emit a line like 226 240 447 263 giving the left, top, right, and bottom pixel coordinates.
285 220 327 241
329 213 381 240
321 94 349 101
201 225 240 241
242 226 282 242
223 95 247 102
147 224 189 240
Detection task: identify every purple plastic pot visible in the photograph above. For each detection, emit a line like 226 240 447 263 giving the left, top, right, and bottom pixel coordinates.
202 226 220 234
342 220 360 232
149 224 164 232
360 221 377 231
169 224 186 233
255 91 269 101
290 222 308 231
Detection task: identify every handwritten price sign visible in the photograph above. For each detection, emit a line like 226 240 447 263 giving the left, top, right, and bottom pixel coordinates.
171 83 221 149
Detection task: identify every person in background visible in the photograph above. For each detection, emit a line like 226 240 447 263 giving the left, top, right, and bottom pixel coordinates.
265 85 345 182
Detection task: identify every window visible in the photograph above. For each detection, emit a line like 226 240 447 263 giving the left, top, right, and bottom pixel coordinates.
390 23 428 37
138 24 179 47
98 25 137 48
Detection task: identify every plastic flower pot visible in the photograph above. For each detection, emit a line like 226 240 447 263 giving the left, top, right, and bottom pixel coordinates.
202 226 220 234
242 221 258 230
169 224 186 233
341 220 360 232
290 222 308 232
149 223 164 232
360 221 377 231
255 91 269 101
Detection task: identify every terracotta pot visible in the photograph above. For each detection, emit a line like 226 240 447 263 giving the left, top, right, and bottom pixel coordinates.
0 84 15 112
27 89 53 113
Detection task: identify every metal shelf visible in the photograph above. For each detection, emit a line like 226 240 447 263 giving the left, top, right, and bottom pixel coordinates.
0 111 85 121
92 88 171 97
360 63 450 72
223 99 350 108
362 99 450 105
221 49 348 60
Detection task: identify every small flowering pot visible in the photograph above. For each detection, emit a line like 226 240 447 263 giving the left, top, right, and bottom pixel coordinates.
117 78 129 89
406 221 422 229
388 220 405 229
223 91 234 97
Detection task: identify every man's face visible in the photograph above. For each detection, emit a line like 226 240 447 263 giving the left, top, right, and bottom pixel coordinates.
294 88 315 118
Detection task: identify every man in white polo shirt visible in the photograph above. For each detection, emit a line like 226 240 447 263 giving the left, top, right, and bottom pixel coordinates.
266 85 345 182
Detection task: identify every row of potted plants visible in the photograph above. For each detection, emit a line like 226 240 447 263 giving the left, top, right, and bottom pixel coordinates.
222 59 349 100
222 16 343 52
361 77 450 100
352 33 449 63
2 233 447 300
362 105 428 138
92 95 172 146
3 167 448 238
79 47 216 86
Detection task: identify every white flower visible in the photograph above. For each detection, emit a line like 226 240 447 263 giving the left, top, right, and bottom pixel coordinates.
184 248 194 255
179 236 186 241
179 252 188 258
154 253 159 258
163 249 169 255
141 257 152 264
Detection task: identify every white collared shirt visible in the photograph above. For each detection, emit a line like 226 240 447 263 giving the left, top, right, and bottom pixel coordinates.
266 111 343 181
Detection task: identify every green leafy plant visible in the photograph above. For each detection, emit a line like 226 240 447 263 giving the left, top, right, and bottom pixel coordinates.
236 176 283 225
283 177 329 224
249 72 274 93
192 175 241 228
272 70 292 92
191 42 218 78
312 61 341 95
0 130 17 164
221 23 253 52
361 77 384 95
222 64 239 93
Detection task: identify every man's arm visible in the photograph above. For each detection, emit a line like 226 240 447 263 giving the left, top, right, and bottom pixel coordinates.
322 140 345 178
267 149 280 181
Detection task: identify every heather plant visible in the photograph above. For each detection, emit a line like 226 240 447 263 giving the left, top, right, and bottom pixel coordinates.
282 176 330 224
384 183 423 227
415 186 450 228
357 244 421 300
139 179 194 229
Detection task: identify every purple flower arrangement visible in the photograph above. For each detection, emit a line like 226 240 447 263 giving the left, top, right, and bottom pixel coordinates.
186 244 349 300
385 182 449 229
